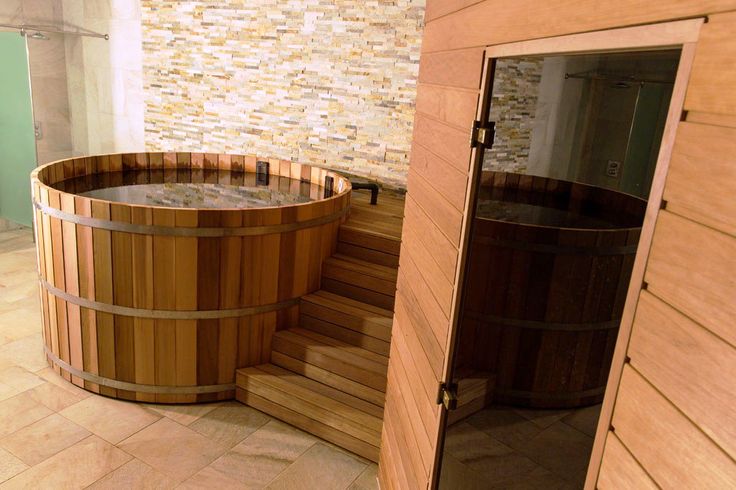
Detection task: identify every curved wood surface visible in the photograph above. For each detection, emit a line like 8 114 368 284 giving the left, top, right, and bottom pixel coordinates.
31 152 351 403
457 171 646 408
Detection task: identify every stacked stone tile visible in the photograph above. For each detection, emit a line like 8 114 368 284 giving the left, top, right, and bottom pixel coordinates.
484 57 543 174
141 1 425 187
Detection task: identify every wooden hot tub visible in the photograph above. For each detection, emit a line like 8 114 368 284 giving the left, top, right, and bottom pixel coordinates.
31 152 351 403
457 171 646 408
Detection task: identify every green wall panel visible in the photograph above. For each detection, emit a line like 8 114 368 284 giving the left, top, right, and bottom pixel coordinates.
0 32 37 227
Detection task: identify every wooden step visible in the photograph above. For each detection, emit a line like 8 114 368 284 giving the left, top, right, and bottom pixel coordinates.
337 227 401 268
447 371 496 426
321 254 397 310
236 364 382 462
300 291 393 356
271 327 388 401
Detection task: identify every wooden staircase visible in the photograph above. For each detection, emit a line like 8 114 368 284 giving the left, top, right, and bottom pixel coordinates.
236 191 403 462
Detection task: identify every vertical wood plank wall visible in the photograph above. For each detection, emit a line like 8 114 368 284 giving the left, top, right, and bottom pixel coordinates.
379 1 736 488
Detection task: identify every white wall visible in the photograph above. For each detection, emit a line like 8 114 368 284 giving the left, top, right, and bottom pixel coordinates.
62 0 144 155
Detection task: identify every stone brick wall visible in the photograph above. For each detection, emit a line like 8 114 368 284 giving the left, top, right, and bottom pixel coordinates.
484 57 543 174
141 1 425 187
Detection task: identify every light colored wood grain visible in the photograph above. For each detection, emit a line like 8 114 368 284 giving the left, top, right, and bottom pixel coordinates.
415 83 479 131
131 207 155 402
91 200 116 398
613 365 736 488
60 193 83 387
685 11 736 115
645 210 735 346
417 47 485 89
664 121 736 236
629 291 736 458
422 2 708 53
587 41 698 488
598 432 657 490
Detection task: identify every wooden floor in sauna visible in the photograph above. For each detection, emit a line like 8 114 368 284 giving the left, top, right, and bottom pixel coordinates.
0 227 378 489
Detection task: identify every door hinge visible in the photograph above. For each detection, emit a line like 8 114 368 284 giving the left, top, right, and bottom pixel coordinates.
437 382 458 411
470 120 496 148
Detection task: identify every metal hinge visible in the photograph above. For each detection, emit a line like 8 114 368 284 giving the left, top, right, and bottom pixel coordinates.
470 120 496 148
436 382 458 411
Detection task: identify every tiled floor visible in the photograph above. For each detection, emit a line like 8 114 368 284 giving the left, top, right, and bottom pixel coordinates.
439 403 601 489
0 227 377 489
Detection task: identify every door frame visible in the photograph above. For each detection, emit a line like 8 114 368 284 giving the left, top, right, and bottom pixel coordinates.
433 18 702 488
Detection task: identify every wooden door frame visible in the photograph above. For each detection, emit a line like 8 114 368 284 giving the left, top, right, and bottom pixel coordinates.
433 17 702 489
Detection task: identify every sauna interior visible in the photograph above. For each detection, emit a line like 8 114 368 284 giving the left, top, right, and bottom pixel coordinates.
1 1 735 489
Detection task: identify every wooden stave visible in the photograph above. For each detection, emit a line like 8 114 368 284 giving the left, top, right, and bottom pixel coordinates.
459 173 644 408
32 153 350 402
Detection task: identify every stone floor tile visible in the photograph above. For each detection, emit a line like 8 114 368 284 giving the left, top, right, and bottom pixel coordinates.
207 419 316 486
25 381 87 412
348 463 378 490
266 442 367 490
0 435 131 489
59 395 161 444
513 407 572 429
0 367 45 394
0 336 47 373
562 404 601 438
516 420 594 484
0 448 27 484
444 421 514 462
117 417 230 482
145 402 221 426
178 465 246 490
0 413 90 465
0 391 53 438
188 403 271 448
465 406 544 451
35 367 92 399
86 458 178 489
438 452 496 490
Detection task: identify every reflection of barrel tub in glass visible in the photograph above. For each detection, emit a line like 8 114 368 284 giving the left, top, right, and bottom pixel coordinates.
458 171 647 408
31 152 351 403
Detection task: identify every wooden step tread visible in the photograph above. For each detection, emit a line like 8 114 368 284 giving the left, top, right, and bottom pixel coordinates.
272 328 388 393
307 290 394 318
324 254 398 280
236 366 382 461
300 291 393 355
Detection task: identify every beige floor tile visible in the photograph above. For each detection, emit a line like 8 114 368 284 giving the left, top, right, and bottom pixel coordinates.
0 367 45 394
0 392 53 438
513 407 572 429
178 465 246 490
0 413 90 465
0 435 131 489
348 464 378 490
188 403 271 448
444 422 514 461
466 406 544 451
26 381 87 411
266 442 367 490
60 395 161 444
0 336 47 373
86 458 178 489
516 421 594 484
438 453 495 490
35 367 92 399
0 448 27 485
146 402 220 426
562 404 601 438
118 417 229 481
206 419 316 486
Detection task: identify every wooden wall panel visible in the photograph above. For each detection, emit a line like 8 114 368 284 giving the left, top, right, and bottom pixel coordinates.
424 0 483 23
421 0 736 53
664 122 736 235
611 366 736 488
598 432 657 490
685 11 736 115
414 84 479 130
417 48 485 89
629 291 736 458
645 210 735 346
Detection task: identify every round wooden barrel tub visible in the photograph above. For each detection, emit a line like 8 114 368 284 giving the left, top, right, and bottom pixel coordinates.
458 171 646 408
31 152 351 403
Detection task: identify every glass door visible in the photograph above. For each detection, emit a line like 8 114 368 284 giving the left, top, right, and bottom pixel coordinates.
0 32 36 227
436 48 680 489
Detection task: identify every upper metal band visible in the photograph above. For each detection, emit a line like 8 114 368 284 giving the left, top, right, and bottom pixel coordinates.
41 278 298 320
33 200 348 237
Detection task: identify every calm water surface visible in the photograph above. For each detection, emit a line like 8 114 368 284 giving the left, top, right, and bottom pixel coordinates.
53 170 327 208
